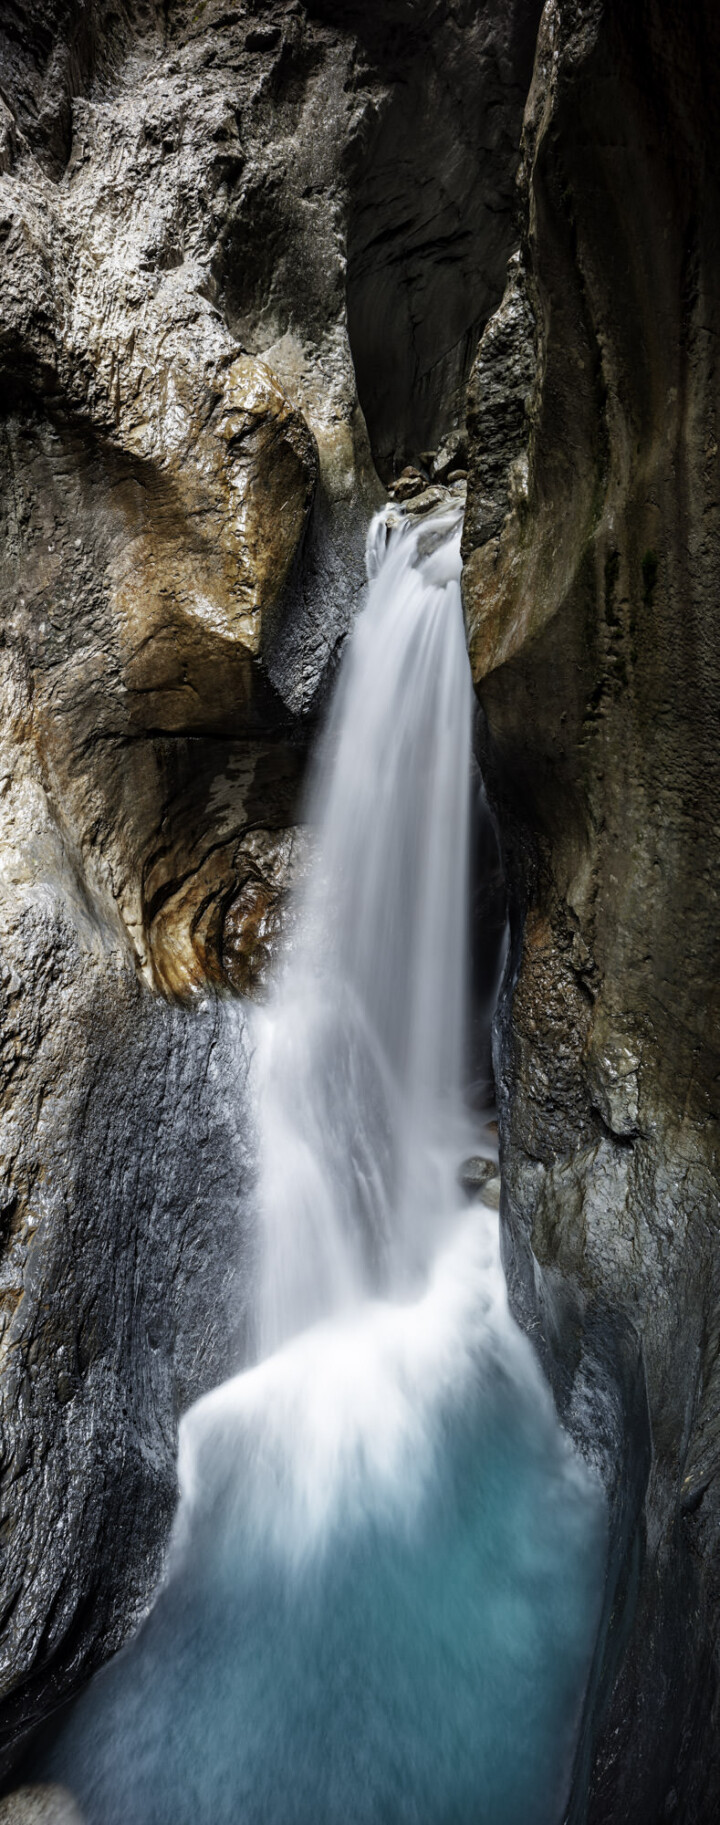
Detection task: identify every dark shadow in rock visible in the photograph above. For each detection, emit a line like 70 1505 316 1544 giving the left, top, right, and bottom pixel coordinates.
342 0 544 479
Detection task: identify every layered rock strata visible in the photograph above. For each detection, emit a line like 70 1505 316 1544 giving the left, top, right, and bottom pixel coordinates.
462 3 720 1819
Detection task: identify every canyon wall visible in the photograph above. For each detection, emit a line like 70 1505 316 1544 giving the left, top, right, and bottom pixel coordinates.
462 2 720 1819
2 0 718 1816
0 0 538 1772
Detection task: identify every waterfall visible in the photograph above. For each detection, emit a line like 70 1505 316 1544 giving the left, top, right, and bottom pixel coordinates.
43 507 607 1825
254 503 473 1354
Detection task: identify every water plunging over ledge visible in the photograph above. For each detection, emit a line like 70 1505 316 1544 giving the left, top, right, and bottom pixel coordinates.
44 506 607 1824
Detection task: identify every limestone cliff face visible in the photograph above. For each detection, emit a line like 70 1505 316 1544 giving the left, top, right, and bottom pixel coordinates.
9 0 719 1813
462 3 720 1819
0 0 538 1772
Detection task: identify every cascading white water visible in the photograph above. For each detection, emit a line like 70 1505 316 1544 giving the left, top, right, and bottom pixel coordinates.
45 506 607 1825
254 504 473 1354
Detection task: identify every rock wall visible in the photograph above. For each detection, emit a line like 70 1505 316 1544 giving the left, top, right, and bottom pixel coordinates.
0 0 535 1773
7 0 718 1812
341 0 543 480
462 2 720 1819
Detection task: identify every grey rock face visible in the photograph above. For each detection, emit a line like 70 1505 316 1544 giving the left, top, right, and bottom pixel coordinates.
462 2 720 1819
0 0 538 1777
463 252 536 551
0 919 254 1765
457 1156 496 1196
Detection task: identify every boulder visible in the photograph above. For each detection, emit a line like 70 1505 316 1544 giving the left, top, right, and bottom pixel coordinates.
457 1155 497 1195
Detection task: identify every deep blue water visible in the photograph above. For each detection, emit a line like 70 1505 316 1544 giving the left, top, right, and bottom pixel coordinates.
43 1216 606 1825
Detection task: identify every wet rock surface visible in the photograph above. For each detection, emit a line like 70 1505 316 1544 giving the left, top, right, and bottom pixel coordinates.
462 3 720 1820
457 1156 496 1196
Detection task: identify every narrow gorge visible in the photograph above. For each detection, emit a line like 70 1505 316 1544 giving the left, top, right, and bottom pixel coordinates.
0 2 717 1823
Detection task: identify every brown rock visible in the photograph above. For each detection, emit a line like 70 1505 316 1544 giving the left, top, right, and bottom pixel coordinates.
388 467 426 502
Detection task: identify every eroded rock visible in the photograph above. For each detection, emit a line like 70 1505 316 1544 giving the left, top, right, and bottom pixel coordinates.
462 2 720 1818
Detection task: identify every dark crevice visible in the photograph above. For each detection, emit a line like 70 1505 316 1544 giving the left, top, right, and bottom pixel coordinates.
343 0 544 479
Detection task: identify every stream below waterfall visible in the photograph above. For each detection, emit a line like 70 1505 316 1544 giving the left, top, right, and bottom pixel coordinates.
42 504 607 1824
